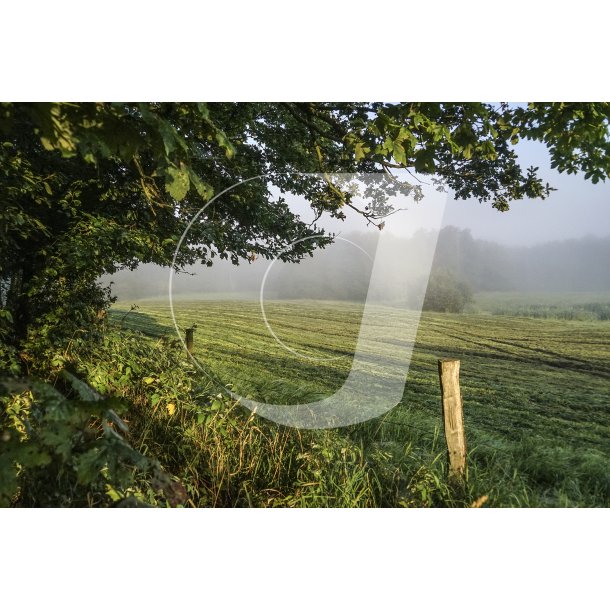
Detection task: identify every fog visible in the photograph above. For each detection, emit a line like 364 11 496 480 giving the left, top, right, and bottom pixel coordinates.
102 155 610 303
104 226 610 303
442 139 610 246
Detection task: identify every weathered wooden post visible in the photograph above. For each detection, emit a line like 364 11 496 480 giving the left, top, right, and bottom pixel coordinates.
438 359 467 481
185 327 195 355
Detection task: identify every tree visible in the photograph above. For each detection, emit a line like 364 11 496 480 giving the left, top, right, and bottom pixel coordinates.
1 102 610 365
422 269 474 313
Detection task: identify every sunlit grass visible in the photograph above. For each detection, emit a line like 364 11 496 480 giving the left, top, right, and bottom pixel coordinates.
107 297 610 507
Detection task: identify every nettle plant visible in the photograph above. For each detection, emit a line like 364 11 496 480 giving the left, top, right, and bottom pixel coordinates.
0 369 189 507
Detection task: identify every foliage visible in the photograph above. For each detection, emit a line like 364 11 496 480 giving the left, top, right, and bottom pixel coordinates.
488 302 610 321
512 103 610 184
422 268 474 313
430 227 610 293
0 371 185 507
473 291 610 320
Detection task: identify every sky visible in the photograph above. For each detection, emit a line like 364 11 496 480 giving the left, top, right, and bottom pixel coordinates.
441 138 610 246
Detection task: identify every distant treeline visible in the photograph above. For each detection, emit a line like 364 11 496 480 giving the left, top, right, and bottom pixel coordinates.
433 227 610 292
103 227 610 301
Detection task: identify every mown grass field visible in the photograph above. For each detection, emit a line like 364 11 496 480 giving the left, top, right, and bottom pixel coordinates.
110 296 610 507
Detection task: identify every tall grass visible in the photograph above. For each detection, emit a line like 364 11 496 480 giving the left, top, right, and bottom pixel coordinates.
74 330 391 507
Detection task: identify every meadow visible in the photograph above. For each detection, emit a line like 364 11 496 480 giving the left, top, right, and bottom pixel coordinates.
108 294 610 507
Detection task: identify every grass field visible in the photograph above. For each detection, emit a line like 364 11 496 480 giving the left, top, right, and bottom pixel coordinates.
110 295 610 507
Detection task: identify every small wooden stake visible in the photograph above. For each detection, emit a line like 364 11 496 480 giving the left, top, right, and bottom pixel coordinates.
185 328 194 354
438 359 467 481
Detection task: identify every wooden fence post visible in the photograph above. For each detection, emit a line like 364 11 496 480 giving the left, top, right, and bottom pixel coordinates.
185 328 194 354
438 359 467 481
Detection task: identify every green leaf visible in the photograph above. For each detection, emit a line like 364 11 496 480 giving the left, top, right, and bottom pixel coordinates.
158 120 188 156
354 141 370 162
210 399 223 411
0 309 13 323
414 149 435 173
106 484 123 502
392 141 406 166
189 170 214 200
214 131 236 159
75 447 105 485
61 370 102 401
165 163 190 201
